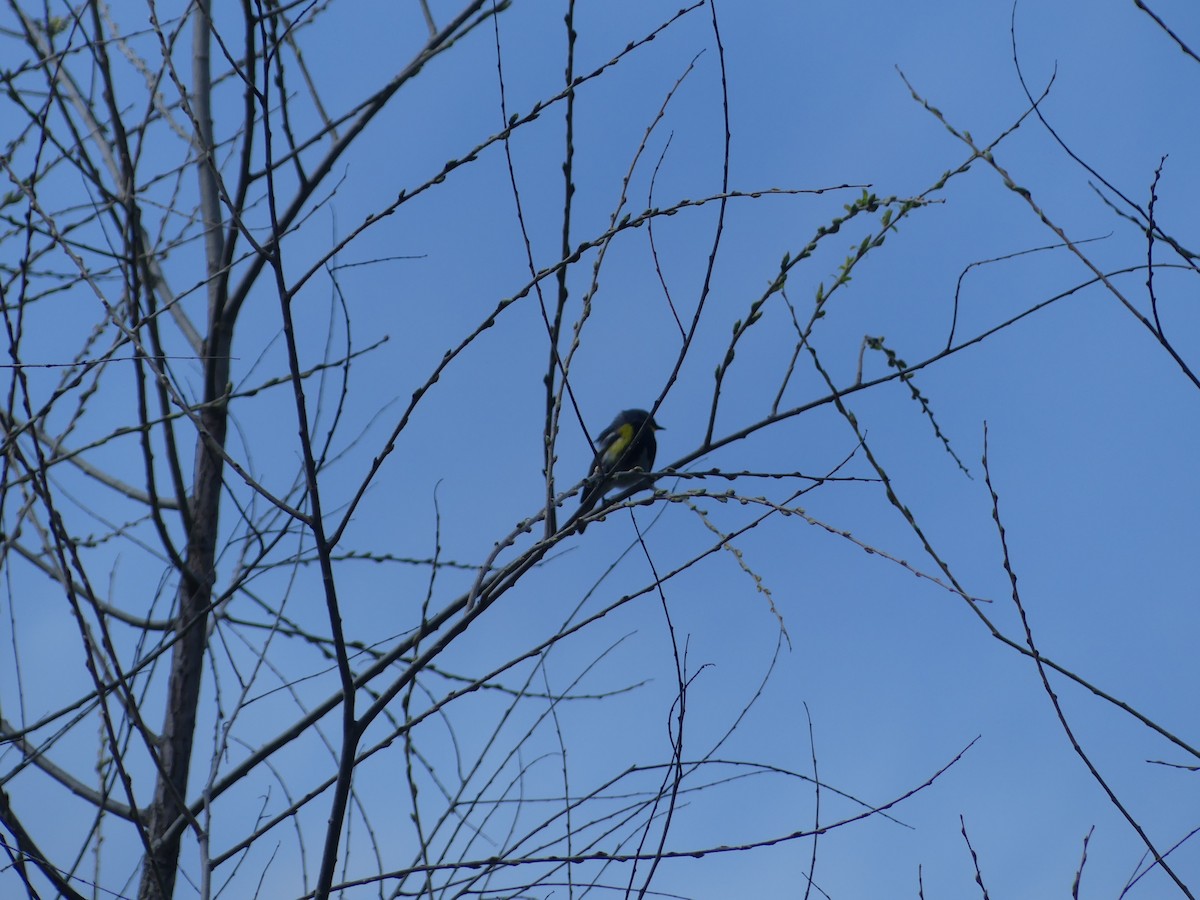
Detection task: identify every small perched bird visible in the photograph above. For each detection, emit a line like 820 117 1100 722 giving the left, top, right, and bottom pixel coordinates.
578 408 663 526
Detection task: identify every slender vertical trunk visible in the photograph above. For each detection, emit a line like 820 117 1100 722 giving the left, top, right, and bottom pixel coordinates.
138 3 228 896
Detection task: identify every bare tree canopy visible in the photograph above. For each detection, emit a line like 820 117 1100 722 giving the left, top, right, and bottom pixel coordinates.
1 1 1197 898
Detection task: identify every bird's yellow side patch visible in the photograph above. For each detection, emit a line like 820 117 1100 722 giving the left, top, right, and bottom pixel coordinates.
604 423 635 465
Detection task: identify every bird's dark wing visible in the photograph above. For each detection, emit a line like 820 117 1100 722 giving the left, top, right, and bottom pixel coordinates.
579 421 630 513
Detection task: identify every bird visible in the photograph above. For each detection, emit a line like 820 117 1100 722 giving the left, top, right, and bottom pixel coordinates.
578 408 663 527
